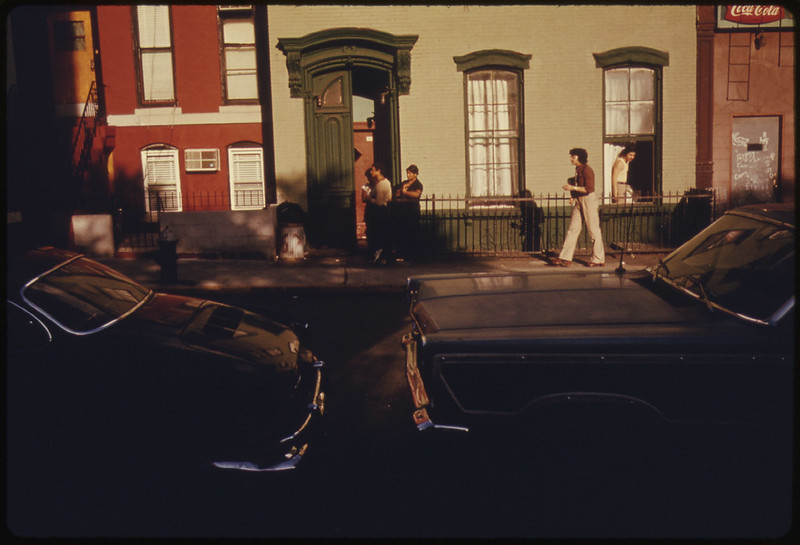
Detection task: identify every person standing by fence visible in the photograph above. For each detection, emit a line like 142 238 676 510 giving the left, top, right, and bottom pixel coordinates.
550 148 605 267
362 162 392 264
391 164 424 261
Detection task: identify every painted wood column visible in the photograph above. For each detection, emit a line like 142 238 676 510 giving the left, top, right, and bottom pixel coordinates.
696 6 716 190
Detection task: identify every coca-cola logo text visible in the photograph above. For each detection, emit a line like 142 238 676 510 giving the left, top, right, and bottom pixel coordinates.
725 5 784 25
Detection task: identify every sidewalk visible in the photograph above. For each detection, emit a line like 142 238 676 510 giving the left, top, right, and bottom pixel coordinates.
99 248 669 293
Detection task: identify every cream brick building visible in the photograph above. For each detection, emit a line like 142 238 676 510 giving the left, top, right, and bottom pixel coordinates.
267 4 697 231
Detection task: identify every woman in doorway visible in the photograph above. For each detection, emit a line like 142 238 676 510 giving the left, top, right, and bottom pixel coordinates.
392 164 424 261
611 144 636 204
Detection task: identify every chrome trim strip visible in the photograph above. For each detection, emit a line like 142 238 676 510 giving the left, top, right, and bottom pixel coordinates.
280 361 325 443
655 274 787 327
403 331 469 433
7 300 53 344
19 254 154 336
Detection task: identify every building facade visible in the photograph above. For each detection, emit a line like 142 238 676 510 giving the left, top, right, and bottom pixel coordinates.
8 5 790 253
697 5 795 206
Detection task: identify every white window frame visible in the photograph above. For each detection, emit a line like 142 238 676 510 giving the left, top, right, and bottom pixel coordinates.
141 146 182 212
185 148 220 172
228 147 265 210
465 69 521 198
133 5 175 105
602 65 659 198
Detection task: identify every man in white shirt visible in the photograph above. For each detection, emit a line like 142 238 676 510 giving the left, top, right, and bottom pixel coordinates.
362 162 392 264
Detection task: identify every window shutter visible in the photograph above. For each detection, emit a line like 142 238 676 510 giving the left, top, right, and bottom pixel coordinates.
229 148 265 209
143 148 181 211
136 6 171 48
223 19 255 44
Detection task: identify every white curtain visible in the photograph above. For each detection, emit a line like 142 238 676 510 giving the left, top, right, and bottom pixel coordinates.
468 71 517 197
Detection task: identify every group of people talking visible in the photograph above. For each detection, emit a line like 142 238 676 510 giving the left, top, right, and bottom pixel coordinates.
361 162 424 264
361 145 635 267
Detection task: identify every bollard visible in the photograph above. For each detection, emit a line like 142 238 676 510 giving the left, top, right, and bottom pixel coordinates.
157 226 179 283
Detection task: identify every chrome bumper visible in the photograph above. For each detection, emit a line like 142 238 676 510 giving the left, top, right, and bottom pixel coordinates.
402 332 468 433
214 359 326 471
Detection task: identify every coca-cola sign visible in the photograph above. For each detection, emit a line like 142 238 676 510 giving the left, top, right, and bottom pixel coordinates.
724 5 784 25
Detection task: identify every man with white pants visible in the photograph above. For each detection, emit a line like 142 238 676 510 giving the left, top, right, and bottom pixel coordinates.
550 148 605 267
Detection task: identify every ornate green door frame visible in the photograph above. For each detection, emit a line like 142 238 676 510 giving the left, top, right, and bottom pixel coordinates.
277 28 418 247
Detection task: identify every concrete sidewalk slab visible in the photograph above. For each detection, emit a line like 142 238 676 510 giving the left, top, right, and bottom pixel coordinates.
99 250 668 293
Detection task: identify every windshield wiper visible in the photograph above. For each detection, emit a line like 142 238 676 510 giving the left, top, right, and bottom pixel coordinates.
680 274 715 312
651 258 670 282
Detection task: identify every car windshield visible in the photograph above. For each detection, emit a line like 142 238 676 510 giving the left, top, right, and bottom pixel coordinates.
656 212 794 324
21 257 152 334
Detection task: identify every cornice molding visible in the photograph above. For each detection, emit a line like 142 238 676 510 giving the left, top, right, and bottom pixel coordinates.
593 47 670 68
277 28 419 97
453 49 532 72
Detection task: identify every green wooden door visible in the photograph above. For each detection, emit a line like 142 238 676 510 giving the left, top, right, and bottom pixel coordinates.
307 70 356 248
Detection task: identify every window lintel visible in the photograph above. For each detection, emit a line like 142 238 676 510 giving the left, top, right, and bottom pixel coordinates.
594 47 669 68
454 49 531 72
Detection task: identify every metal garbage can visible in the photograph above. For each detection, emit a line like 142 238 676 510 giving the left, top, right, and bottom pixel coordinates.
276 202 307 261
279 222 306 260
157 226 179 283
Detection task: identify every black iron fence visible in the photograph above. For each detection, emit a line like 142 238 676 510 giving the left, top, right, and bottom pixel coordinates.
114 190 268 252
113 188 725 255
418 189 726 256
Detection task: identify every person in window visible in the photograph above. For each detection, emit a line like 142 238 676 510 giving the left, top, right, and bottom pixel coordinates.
550 148 606 267
391 164 424 262
611 144 636 204
362 162 392 264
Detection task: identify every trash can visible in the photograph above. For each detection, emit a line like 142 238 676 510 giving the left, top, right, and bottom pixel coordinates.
276 202 307 261
279 222 306 260
157 226 179 283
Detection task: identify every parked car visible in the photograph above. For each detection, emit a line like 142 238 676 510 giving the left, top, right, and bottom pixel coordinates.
402 204 794 433
7 247 326 472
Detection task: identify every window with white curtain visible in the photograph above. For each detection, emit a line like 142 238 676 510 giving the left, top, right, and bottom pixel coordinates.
141 145 181 212
603 65 658 198
133 5 175 104
228 147 265 210
218 6 258 102
466 70 520 197
604 67 655 137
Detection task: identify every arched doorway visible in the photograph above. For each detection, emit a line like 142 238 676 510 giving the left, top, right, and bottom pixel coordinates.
277 29 417 248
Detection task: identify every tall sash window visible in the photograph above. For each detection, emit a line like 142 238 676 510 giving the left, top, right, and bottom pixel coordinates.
133 5 175 104
467 70 520 197
218 6 258 102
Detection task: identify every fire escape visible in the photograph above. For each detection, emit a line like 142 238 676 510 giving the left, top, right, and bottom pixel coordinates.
70 81 100 184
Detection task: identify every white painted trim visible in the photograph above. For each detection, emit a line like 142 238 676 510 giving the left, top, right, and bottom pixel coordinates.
107 105 262 127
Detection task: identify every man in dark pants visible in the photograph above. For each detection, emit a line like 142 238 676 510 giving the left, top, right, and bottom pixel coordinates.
361 162 392 264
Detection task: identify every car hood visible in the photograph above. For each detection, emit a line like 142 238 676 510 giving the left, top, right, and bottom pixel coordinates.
408 271 779 348
128 292 307 373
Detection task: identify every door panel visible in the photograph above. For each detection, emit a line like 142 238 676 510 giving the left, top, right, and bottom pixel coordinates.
307 70 355 247
731 116 780 206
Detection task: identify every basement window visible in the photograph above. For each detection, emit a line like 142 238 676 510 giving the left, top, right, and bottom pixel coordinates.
185 149 220 172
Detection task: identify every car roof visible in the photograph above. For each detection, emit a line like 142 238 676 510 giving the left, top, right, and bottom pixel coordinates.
727 203 795 227
6 247 83 296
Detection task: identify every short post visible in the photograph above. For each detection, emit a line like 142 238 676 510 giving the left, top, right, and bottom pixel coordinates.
157 226 179 283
